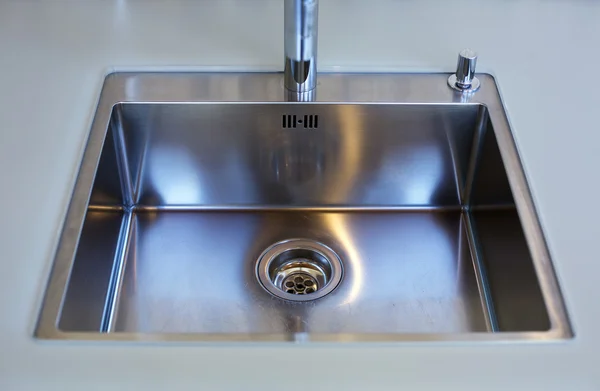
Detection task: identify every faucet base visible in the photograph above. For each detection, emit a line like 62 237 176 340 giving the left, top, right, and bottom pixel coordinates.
284 57 317 94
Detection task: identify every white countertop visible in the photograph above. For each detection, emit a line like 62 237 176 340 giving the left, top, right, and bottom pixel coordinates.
1 1 599 389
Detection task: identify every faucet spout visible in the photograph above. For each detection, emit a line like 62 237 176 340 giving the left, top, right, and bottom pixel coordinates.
284 0 318 94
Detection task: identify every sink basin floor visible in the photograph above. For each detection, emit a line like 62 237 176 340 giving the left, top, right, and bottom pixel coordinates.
60 208 499 334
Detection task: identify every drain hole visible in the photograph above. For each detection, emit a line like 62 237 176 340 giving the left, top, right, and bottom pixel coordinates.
256 239 343 302
282 272 317 295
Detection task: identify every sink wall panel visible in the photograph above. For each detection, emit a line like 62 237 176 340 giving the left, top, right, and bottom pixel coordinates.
58 211 124 331
105 103 481 208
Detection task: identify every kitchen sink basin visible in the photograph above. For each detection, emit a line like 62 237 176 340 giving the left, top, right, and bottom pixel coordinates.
36 73 571 342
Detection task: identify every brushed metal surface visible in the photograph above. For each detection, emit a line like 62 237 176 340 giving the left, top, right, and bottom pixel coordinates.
113 211 485 334
108 103 477 207
36 73 571 342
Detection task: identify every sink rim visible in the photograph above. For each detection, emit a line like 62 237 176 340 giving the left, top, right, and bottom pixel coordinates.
35 72 572 342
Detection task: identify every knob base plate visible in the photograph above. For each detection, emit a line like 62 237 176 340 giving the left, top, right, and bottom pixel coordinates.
448 74 481 92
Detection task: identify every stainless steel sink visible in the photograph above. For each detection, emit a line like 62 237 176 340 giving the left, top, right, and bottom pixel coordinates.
36 73 571 342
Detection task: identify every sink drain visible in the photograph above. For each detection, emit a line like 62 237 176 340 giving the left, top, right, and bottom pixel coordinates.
282 270 318 295
255 239 343 302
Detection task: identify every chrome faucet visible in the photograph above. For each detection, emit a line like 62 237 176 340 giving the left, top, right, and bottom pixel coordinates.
284 0 318 100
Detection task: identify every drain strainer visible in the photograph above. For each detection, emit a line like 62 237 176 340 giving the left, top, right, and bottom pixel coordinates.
255 239 343 302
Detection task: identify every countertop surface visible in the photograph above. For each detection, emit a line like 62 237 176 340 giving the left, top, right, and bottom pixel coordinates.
1 1 599 390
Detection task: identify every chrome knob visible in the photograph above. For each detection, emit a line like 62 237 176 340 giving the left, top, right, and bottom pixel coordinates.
448 49 481 92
